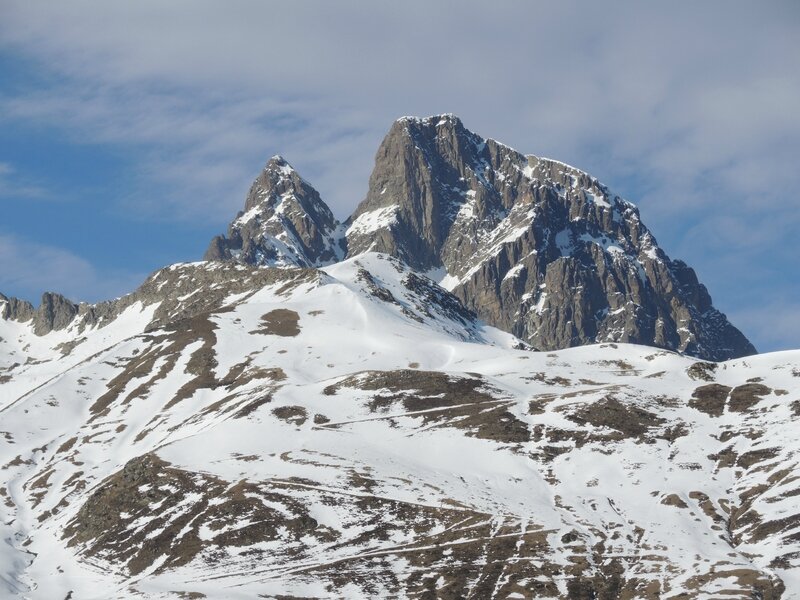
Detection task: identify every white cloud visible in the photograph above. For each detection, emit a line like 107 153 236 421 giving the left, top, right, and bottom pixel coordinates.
0 162 46 199
0 234 144 304
2 1 796 221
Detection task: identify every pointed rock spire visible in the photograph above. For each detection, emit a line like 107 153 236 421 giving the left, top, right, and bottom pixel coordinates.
345 114 494 270
205 156 343 268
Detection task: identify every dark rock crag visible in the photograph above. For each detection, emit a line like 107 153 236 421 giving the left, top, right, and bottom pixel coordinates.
1 292 80 336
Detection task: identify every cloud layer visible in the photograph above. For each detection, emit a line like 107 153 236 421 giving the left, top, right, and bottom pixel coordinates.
0 234 145 304
0 1 797 350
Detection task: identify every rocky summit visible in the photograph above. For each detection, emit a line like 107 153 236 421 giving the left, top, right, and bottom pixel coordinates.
1 115 793 600
207 114 754 361
204 155 344 268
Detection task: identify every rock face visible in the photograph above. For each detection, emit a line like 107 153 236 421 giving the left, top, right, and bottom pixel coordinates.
344 115 755 360
1 292 80 335
204 155 343 268
0 293 35 323
32 292 80 335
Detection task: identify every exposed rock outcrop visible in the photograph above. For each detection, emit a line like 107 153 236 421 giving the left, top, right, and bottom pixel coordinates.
1 292 80 335
204 155 343 268
32 292 80 335
344 115 755 360
0 293 35 323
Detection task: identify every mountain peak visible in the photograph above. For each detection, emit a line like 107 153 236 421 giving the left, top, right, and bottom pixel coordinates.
345 114 755 360
393 113 472 144
395 113 463 129
264 154 293 173
204 157 343 268
203 114 754 360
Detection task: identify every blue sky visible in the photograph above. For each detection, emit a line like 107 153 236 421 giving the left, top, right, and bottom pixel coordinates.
0 1 798 352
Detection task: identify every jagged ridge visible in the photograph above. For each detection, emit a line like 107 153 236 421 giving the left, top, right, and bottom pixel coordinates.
0 116 755 360
202 114 755 361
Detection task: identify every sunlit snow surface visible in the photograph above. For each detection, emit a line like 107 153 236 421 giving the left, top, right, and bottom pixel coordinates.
0 253 797 599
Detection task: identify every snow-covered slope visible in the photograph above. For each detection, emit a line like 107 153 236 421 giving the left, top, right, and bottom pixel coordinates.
0 253 796 599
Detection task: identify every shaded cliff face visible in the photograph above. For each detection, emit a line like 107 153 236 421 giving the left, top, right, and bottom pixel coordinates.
204 155 343 268
345 115 755 361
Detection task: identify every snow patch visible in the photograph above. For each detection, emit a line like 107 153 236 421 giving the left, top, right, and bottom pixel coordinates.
347 206 398 236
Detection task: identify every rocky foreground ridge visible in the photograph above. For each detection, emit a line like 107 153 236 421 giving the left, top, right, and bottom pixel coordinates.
204 114 754 361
